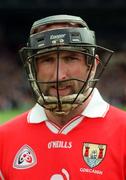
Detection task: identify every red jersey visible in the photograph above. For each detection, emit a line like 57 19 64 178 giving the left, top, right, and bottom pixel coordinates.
0 89 126 180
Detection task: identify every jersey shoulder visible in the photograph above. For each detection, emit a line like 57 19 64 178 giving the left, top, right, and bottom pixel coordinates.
0 111 29 132
109 105 126 115
108 105 126 123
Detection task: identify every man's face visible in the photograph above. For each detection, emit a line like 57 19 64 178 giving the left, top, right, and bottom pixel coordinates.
36 50 91 97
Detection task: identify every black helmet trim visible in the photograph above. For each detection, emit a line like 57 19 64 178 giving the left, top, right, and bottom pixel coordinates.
29 28 95 49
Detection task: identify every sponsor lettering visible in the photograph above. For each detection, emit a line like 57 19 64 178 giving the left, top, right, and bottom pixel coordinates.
50 34 66 40
48 141 72 149
80 167 103 175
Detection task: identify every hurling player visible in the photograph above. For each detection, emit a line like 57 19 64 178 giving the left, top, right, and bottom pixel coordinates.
0 15 126 179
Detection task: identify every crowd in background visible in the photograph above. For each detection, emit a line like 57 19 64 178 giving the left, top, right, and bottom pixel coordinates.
0 47 126 110
0 48 33 110
97 52 126 108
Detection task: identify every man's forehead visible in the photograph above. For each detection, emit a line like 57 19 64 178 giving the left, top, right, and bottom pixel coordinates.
37 50 86 58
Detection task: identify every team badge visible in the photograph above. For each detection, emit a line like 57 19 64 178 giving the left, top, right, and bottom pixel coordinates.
13 144 37 169
82 142 107 168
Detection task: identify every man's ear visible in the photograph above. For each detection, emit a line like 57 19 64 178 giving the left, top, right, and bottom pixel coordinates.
89 54 99 79
95 54 100 65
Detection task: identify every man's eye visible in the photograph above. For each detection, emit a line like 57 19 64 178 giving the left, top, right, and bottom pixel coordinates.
66 56 79 61
43 58 52 62
37 57 54 64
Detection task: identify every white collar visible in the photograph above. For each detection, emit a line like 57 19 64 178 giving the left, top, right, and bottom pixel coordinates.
27 88 109 124
82 88 109 118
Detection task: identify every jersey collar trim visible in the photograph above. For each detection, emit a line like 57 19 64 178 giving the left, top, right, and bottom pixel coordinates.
27 88 109 124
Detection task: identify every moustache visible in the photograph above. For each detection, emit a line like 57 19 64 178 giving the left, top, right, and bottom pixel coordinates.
38 79 77 88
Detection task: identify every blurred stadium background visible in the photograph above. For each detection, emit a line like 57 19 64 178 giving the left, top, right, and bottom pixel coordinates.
0 0 126 123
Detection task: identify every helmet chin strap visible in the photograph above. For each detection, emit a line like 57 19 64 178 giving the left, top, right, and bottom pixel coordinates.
38 88 92 115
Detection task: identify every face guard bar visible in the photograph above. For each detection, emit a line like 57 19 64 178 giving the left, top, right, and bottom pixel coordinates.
19 27 114 115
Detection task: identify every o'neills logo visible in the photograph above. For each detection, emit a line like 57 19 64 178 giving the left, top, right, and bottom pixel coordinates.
82 143 107 168
48 141 72 149
50 34 66 40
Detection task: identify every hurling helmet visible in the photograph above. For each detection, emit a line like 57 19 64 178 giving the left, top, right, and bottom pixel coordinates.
19 15 114 115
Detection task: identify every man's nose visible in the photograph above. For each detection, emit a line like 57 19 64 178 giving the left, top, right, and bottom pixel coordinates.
54 60 68 81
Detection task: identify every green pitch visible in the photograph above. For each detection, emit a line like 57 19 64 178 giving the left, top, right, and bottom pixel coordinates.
0 105 126 125
0 109 28 124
